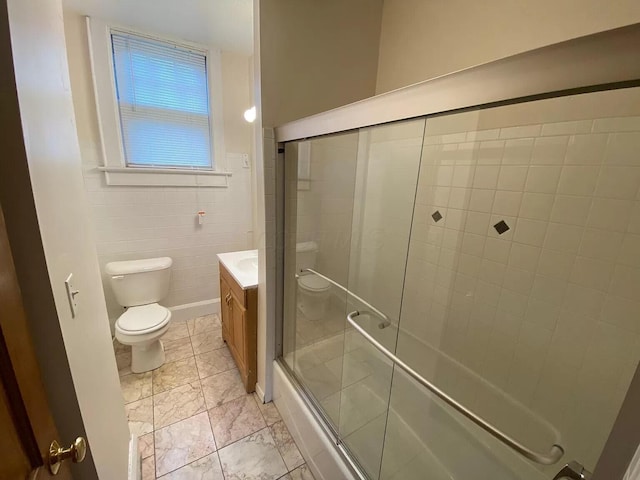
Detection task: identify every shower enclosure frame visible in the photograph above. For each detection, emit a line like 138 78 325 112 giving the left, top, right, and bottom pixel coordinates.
270 23 640 480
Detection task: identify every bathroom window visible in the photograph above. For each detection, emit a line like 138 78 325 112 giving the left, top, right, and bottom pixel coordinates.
88 19 228 186
111 32 212 169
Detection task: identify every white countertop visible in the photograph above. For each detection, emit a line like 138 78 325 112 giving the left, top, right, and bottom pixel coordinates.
217 249 258 290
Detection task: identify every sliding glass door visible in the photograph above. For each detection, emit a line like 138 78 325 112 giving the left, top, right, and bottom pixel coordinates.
281 86 640 480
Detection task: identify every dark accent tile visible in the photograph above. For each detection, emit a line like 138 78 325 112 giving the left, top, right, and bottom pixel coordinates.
494 220 510 235
431 210 443 222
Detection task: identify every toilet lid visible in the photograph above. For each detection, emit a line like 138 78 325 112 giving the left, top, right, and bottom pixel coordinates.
117 304 170 333
298 275 331 292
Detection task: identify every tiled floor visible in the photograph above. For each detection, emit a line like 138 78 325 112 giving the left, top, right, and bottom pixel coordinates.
115 314 315 480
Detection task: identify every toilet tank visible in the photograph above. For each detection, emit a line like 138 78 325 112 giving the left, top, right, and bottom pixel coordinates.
296 241 318 272
105 257 172 307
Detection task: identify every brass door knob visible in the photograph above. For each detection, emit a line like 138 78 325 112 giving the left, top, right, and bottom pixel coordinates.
48 437 87 475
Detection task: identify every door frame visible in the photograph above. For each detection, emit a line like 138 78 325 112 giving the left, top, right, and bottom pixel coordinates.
0 2 97 477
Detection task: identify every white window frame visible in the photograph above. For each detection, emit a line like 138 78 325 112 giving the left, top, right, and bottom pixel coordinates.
86 17 230 187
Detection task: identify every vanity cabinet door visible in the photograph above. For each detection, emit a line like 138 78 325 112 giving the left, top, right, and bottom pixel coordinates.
220 276 232 342
229 292 246 375
218 263 257 393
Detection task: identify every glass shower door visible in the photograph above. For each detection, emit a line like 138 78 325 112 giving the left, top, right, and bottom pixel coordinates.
339 119 425 478
380 87 640 479
282 130 360 431
282 119 426 479
282 85 640 480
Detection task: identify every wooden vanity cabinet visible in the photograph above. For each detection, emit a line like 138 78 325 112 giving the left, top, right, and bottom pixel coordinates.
219 264 257 393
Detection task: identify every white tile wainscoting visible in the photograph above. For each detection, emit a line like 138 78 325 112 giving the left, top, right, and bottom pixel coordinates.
82 152 254 325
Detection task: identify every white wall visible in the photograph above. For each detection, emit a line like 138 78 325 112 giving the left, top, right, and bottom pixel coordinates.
376 0 640 93
6 0 130 477
259 0 383 127
63 10 255 323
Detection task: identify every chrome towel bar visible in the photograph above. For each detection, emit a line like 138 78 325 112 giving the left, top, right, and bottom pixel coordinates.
346 310 565 466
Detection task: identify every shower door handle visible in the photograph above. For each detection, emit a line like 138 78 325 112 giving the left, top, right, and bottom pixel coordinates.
553 461 592 480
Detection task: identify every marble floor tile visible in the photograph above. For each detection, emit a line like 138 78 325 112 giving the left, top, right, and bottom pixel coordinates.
191 328 224 355
163 337 194 364
218 428 287 480
153 357 199 394
208 394 266 448
155 412 216 477
254 394 282 426
121 372 153 404
269 421 304 471
158 453 224 480
201 369 246 408
154 382 206 429
164 320 190 342
114 339 130 355
139 432 154 459
116 352 132 377
124 397 153 436
125 396 153 436
195 347 236 379
142 455 155 480
288 464 315 480
188 314 221 336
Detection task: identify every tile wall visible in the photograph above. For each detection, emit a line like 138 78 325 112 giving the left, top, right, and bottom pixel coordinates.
400 88 640 474
81 157 254 320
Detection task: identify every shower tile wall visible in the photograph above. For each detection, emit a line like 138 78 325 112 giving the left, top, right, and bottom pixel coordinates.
400 91 640 472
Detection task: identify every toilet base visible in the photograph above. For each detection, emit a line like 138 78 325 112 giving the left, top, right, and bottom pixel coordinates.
131 339 165 373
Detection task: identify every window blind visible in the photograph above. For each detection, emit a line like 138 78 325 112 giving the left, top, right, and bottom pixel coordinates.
111 32 213 169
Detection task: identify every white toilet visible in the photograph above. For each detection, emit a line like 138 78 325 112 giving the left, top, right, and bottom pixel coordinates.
106 257 173 373
296 242 331 321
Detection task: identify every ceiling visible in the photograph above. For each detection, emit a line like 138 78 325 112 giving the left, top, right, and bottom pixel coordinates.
63 0 254 54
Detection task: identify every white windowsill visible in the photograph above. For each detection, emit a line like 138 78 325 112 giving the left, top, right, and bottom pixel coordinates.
97 166 232 187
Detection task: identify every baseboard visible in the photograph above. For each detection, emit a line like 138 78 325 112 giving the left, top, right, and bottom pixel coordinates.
128 435 140 480
255 382 266 403
169 298 220 323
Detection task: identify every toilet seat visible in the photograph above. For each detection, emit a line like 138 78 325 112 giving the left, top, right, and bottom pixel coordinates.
298 275 331 292
116 303 171 335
